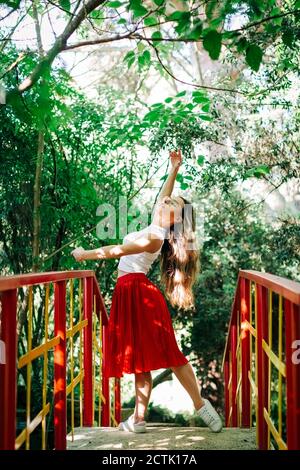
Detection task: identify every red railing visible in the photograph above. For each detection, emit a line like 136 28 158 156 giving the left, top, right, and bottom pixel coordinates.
222 269 300 450
0 270 121 450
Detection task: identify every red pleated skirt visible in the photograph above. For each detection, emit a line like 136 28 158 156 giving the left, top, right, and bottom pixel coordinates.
103 272 189 378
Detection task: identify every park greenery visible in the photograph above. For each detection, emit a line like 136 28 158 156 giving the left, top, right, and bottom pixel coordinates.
0 0 299 443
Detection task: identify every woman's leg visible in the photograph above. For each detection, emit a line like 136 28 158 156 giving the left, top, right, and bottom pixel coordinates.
133 371 153 423
170 362 205 411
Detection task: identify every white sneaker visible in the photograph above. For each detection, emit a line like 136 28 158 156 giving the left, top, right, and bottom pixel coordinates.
197 399 223 432
118 414 147 433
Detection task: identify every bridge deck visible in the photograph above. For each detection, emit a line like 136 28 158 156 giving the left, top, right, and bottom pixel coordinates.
67 424 257 450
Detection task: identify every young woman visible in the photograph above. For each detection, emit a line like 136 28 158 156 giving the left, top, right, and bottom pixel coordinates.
71 150 222 434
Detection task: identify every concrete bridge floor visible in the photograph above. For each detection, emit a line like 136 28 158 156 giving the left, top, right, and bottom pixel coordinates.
67 423 257 450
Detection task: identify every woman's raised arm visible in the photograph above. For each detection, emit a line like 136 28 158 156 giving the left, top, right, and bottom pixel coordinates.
156 149 182 202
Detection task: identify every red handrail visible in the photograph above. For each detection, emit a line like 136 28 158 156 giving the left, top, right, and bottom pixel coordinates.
0 270 121 450
222 269 300 450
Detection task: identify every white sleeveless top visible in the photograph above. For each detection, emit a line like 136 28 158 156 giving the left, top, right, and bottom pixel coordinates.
117 223 168 275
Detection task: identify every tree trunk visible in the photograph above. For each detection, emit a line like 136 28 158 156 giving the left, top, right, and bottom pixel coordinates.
32 131 44 272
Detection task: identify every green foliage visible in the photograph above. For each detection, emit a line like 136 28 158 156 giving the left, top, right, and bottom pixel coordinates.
128 0 148 19
146 403 176 423
59 0 71 12
107 1 123 7
203 30 222 60
1 0 300 422
246 44 263 72
0 0 21 8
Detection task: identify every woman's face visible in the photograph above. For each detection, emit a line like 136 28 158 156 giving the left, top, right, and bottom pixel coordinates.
155 196 185 226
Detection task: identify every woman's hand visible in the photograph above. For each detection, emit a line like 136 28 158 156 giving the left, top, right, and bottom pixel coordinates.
169 149 182 170
71 246 86 262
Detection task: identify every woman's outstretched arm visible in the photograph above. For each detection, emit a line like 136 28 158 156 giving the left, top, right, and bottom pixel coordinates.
71 235 163 262
157 149 182 201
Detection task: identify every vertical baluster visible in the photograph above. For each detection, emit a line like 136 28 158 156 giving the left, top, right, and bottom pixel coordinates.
99 303 103 426
114 379 121 425
70 279 74 441
224 358 230 427
83 277 93 426
285 299 300 450
0 288 18 450
231 307 238 427
249 280 253 428
79 279 83 427
278 295 283 439
237 314 241 427
42 284 50 450
102 324 110 427
98 304 103 426
267 289 272 449
93 293 96 426
26 286 33 450
254 282 259 447
256 284 269 450
54 280 66 450
240 277 251 427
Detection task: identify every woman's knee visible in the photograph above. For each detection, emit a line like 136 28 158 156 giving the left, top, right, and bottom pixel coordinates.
135 370 152 378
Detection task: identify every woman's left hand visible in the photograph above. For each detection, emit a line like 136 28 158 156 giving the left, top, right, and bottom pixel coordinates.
169 149 182 169
71 246 86 262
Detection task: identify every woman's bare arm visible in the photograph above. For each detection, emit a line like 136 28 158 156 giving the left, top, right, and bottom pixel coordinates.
157 149 182 201
71 235 163 262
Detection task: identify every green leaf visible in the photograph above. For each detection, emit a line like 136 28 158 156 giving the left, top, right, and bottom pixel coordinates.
174 12 191 35
180 182 189 190
186 21 202 40
282 30 294 48
151 31 163 42
176 173 184 182
173 115 183 123
123 51 135 69
175 90 186 97
270 7 283 24
166 10 186 21
138 50 151 68
201 103 210 112
192 90 206 99
107 1 123 7
153 0 164 5
160 174 168 181
203 30 222 60
197 156 205 165
124 51 135 61
143 50 151 63
151 103 164 109
129 0 148 18
246 44 263 72
59 0 70 11
236 37 248 53
192 96 207 104
144 16 157 26
0 0 21 8
199 114 213 121
245 165 270 179
143 109 161 123
164 97 173 103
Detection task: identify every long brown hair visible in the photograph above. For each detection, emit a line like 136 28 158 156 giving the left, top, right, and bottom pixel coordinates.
160 196 200 311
